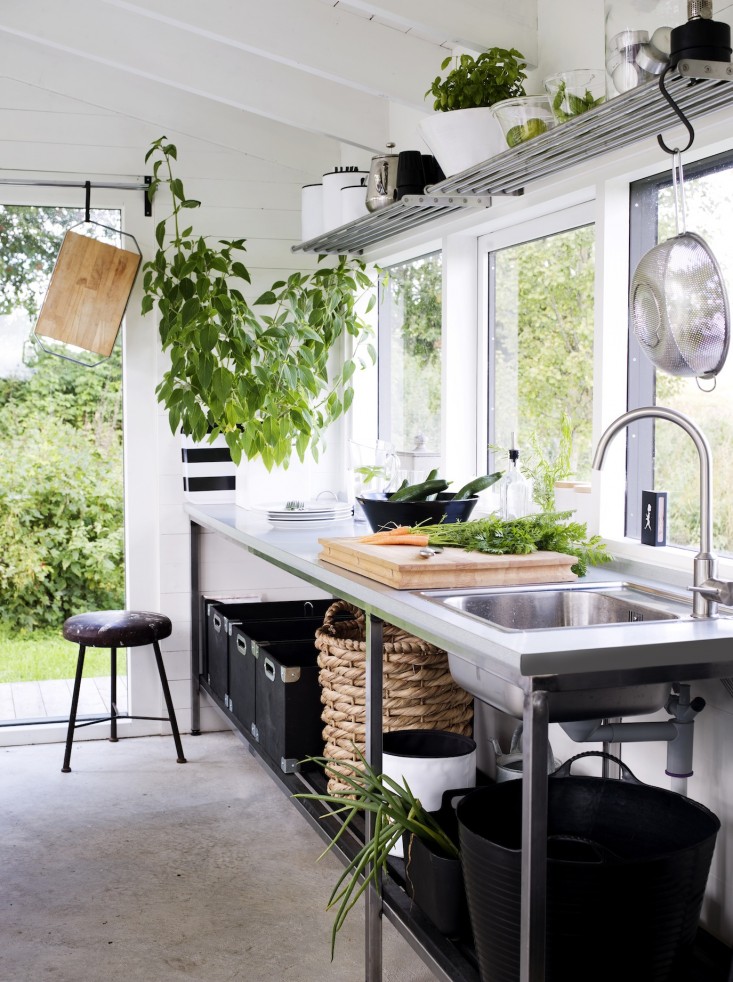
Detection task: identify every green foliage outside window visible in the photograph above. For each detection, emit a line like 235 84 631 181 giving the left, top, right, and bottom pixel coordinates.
0 344 124 631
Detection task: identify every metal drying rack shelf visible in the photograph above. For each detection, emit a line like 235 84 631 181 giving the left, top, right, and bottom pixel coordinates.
292 68 733 256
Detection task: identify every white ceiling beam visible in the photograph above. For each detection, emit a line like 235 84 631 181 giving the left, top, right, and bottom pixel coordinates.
100 0 446 109
0 36 341 180
332 0 538 61
0 0 391 149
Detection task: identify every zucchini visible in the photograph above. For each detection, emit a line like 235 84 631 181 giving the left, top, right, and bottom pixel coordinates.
452 471 503 500
389 478 450 502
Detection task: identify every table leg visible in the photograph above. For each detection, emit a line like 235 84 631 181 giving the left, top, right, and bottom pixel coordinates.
520 688 549 982
190 521 202 735
365 613 384 982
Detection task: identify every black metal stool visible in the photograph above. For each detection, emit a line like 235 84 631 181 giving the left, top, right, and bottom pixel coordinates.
61 610 187 772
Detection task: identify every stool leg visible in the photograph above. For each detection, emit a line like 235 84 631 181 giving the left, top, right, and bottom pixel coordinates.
109 646 118 742
62 644 86 773
152 640 187 763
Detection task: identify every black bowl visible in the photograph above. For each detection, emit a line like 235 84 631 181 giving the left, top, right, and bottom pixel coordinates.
356 491 478 533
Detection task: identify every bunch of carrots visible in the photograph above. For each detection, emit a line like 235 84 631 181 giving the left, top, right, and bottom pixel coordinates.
358 525 429 546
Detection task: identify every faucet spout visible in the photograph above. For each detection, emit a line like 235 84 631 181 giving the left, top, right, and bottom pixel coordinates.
593 406 717 618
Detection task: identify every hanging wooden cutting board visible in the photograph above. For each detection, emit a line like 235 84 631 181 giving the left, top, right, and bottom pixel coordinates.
318 537 578 589
35 230 141 356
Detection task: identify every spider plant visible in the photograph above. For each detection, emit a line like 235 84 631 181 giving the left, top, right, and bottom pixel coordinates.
294 748 459 958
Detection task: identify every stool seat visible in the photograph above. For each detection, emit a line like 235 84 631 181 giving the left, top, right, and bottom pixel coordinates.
61 608 185 772
63 610 172 648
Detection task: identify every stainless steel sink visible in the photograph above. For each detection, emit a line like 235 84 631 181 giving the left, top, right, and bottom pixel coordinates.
417 581 693 721
437 585 681 632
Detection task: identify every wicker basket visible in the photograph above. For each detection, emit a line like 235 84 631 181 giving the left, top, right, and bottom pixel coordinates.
315 600 474 794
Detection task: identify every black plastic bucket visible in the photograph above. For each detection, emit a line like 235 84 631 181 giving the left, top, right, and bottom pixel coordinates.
457 752 720 982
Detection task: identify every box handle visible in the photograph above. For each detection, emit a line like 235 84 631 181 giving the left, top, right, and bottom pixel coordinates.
264 657 276 681
212 612 222 633
236 635 247 655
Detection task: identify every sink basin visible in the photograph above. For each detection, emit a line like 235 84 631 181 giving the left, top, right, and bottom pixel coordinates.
418 581 692 721
439 586 681 632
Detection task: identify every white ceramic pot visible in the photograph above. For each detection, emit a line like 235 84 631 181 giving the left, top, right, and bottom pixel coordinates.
418 107 507 177
181 432 236 504
382 729 477 858
300 183 324 241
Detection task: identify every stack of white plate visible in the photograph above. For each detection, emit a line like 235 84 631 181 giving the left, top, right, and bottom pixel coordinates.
253 500 353 530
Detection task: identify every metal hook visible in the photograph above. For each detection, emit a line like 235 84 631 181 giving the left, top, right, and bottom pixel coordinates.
656 64 695 155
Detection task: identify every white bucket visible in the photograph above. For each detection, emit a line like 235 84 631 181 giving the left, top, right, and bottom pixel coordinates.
382 729 476 857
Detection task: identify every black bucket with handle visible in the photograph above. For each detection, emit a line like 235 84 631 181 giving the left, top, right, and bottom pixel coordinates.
457 751 720 982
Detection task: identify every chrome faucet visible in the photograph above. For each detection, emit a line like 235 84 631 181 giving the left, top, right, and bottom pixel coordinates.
592 405 732 618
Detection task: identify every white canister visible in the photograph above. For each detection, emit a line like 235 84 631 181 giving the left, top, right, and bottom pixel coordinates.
341 182 369 225
382 729 477 858
322 168 369 232
300 184 323 242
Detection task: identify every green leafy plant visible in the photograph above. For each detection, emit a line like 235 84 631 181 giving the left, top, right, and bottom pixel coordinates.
409 512 611 577
294 749 458 958
142 137 377 469
426 48 528 112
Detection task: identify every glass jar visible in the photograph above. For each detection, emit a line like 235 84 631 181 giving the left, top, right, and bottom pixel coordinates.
604 0 684 98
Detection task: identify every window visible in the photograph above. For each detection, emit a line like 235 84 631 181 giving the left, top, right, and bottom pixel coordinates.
485 218 596 486
628 150 733 554
378 251 442 459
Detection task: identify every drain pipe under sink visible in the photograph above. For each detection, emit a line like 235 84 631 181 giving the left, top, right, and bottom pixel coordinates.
559 684 705 796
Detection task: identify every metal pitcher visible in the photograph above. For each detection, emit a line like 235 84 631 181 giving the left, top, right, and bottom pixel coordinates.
365 143 399 212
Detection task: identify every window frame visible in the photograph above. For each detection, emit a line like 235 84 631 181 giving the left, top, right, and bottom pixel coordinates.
477 200 597 476
627 147 733 543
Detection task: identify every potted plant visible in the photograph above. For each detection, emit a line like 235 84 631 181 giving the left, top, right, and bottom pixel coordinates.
142 137 377 472
419 48 528 177
294 748 466 957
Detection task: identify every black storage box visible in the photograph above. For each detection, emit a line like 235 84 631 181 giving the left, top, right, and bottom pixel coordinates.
230 615 330 740
202 597 334 711
255 639 323 773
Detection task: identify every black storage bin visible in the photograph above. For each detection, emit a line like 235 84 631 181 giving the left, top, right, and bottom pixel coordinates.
255 639 323 773
203 597 335 710
229 616 330 740
457 751 720 982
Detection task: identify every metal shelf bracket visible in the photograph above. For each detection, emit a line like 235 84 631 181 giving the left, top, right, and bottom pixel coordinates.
678 59 733 80
401 193 492 208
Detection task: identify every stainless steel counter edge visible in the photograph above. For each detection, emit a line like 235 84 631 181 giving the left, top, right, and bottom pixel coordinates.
186 504 733 686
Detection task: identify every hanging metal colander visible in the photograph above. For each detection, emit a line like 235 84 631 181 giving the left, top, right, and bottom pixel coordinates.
630 151 730 382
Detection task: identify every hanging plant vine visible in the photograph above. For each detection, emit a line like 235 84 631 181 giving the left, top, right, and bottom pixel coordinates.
142 137 377 469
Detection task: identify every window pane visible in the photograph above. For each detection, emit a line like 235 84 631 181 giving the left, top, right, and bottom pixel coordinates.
632 156 733 555
490 225 595 482
379 252 442 458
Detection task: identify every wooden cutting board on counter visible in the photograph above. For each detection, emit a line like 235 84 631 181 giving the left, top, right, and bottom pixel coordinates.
318 537 578 589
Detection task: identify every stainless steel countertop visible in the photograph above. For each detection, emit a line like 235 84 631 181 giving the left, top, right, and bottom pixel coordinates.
185 503 733 694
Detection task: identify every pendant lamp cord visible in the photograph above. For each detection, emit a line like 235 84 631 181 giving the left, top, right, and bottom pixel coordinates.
84 180 91 223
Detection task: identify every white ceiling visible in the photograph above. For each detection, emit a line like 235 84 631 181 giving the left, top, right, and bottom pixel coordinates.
0 0 539 155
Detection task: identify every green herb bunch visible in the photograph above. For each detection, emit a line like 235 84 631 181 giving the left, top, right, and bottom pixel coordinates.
142 137 377 470
426 48 527 112
412 512 612 577
294 750 458 958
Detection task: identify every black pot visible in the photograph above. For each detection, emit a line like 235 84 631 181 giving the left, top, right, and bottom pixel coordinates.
396 150 426 200
457 752 720 982
402 786 475 939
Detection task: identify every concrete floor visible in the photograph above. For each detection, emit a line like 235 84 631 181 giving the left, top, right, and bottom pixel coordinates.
0 730 438 982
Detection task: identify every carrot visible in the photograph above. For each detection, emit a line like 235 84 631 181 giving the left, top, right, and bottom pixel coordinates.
358 525 410 543
360 533 430 546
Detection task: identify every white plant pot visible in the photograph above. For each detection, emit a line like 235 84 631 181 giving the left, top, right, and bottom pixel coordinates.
382 729 477 858
181 433 236 504
418 107 507 177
